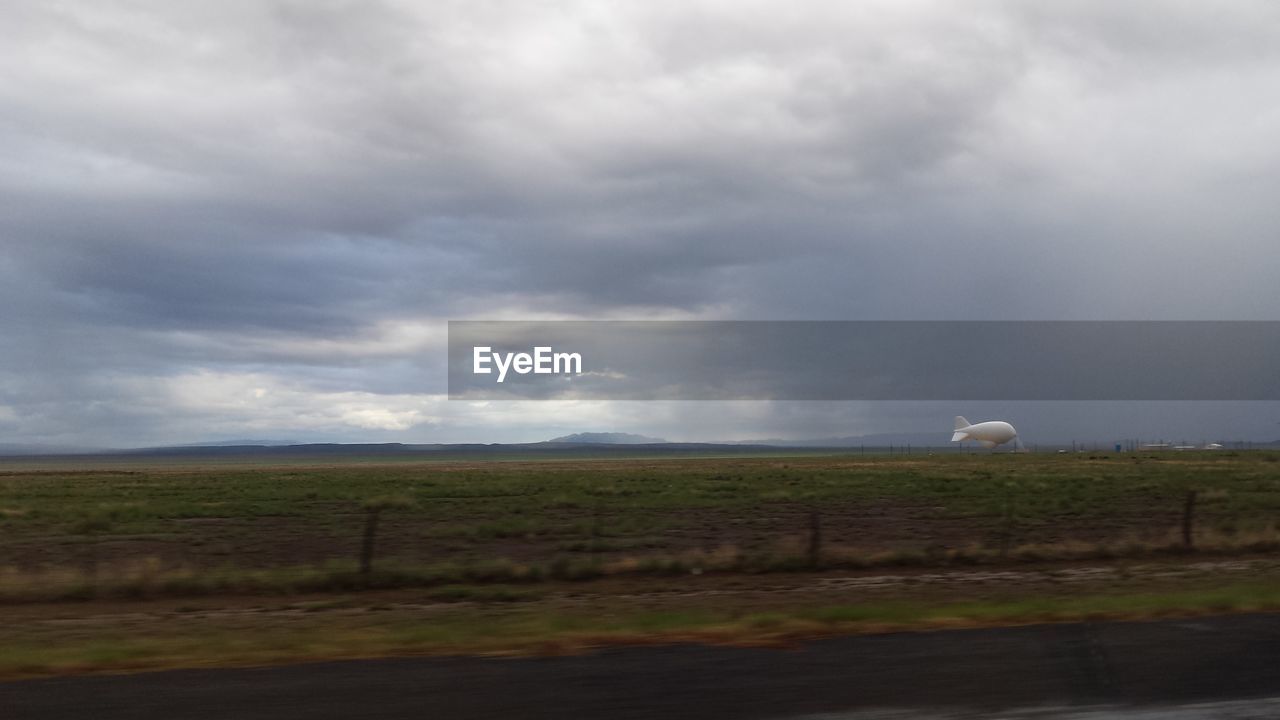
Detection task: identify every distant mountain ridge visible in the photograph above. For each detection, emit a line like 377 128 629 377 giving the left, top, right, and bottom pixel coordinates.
546 432 668 444
1 435 1274 461
715 432 949 447
0 443 103 456
177 439 300 447
545 431 957 447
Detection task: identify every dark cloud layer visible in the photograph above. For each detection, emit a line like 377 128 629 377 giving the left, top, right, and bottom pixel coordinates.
2 1 1279 445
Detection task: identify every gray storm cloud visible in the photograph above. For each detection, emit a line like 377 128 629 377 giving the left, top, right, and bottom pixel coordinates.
1 1 1279 446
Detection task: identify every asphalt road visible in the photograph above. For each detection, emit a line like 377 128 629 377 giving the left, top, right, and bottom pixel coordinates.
6 614 1280 719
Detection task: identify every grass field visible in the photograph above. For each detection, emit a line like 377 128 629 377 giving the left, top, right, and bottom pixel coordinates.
3 450 1280 597
3 449 1280 676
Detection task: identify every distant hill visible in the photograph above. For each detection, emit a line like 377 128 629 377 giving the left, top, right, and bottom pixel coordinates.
0 443 103 456
0 442 804 462
177 439 300 447
3 434 1271 463
546 432 669 444
713 433 949 448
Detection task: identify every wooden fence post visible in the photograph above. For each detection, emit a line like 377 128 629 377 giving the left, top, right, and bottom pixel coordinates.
1182 490 1198 549
1000 483 1016 558
360 507 381 579
807 509 822 568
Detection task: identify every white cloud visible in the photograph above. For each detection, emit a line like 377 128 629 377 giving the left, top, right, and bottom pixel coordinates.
3 1 1280 444
161 370 439 433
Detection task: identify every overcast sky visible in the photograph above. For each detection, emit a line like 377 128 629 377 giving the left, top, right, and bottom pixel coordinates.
2 1 1279 447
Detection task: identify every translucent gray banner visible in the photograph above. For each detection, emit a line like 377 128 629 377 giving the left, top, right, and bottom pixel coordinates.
447 321 1280 400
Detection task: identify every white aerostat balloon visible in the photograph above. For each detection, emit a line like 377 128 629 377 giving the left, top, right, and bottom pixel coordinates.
951 416 1021 450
